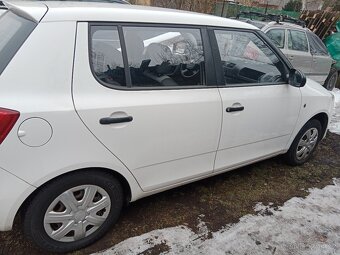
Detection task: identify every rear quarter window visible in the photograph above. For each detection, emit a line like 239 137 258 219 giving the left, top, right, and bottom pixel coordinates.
0 11 36 75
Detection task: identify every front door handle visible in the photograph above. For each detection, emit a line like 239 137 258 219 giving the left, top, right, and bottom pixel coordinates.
100 116 133 125
226 106 244 112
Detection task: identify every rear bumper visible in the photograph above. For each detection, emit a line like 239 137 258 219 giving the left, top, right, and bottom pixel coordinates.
0 166 35 231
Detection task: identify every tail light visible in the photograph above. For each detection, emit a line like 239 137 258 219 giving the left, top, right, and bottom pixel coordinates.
0 108 20 145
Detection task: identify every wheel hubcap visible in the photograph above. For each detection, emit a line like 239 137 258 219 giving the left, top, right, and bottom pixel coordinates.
44 185 111 242
296 128 318 161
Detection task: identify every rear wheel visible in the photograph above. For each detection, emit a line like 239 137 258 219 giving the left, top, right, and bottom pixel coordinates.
285 119 322 166
23 171 123 253
324 67 338 91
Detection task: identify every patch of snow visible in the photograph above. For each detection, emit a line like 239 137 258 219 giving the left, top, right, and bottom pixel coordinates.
330 88 340 135
196 214 209 239
95 180 340 255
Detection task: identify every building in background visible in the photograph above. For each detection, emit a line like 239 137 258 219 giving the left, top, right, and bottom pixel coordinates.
302 0 324 10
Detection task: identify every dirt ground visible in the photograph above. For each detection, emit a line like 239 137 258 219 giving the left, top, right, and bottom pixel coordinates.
0 133 339 255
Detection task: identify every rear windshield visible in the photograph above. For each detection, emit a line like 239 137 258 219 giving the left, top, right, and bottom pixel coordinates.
0 11 36 75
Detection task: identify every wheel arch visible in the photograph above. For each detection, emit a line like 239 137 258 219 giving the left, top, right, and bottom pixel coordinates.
310 112 329 139
17 167 133 223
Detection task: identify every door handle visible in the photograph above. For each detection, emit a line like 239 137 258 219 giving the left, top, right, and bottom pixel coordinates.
226 106 244 112
100 116 133 125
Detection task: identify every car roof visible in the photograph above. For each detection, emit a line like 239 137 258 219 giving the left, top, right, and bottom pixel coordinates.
4 1 258 29
262 21 307 31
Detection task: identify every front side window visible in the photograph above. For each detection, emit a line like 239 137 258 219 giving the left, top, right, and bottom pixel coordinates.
123 26 205 87
214 30 285 86
287 30 308 52
90 26 126 87
0 11 36 75
266 29 285 49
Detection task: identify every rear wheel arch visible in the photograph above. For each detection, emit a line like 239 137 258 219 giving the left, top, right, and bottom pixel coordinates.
17 167 132 222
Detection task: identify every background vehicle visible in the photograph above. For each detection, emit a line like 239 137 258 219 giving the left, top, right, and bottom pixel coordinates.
0 1 333 253
263 21 337 90
324 21 340 89
233 12 337 90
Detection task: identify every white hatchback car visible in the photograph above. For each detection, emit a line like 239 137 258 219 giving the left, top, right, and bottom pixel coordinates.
0 1 334 253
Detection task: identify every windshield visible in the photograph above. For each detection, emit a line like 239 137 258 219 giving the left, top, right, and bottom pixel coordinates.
0 11 36 75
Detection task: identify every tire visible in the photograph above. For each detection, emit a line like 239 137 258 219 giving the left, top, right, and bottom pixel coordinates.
324 67 338 91
23 170 123 253
285 119 322 166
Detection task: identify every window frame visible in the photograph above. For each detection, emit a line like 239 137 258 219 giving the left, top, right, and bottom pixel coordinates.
208 27 292 88
88 22 217 91
287 29 310 53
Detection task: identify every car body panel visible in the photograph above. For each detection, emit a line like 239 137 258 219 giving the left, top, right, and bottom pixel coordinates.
215 84 301 171
72 22 222 192
0 20 144 230
0 166 35 231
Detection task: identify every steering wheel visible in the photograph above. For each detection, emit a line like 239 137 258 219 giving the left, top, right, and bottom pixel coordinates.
258 73 283 83
180 63 200 78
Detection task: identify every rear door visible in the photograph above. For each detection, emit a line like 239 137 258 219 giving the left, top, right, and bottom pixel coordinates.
286 29 312 75
210 28 301 171
72 23 222 192
307 31 333 85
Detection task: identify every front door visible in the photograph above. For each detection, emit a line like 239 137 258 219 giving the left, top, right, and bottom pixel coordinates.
211 29 301 171
72 23 222 192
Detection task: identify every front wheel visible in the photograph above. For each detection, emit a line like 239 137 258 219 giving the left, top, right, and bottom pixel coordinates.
285 119 322 166
324 67 338 91
23 171 124 253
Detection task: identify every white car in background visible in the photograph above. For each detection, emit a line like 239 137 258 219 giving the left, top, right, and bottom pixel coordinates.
0 1 334 253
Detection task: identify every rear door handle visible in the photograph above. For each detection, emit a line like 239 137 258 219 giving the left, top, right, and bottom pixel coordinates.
226 106 244 112
100 116 133 125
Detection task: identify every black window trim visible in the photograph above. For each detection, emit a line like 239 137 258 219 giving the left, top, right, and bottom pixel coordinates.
88 22 217 91
208 26 292 88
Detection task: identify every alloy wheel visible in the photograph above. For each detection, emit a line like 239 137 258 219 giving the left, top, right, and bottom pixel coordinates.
296 128 319 161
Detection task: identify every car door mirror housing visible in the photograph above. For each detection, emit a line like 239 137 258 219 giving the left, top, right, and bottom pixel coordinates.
289 69 307 87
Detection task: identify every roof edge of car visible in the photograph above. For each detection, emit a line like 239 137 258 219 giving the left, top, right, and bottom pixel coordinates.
3 1 48 22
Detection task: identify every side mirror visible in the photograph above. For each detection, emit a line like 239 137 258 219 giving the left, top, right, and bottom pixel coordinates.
289 69 306 87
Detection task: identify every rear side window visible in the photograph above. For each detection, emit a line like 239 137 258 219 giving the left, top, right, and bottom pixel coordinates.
90 24 206 88
123 26 204 87
266 29 285 49
287 30 308 52
0 12 36 75
90 26 126 87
